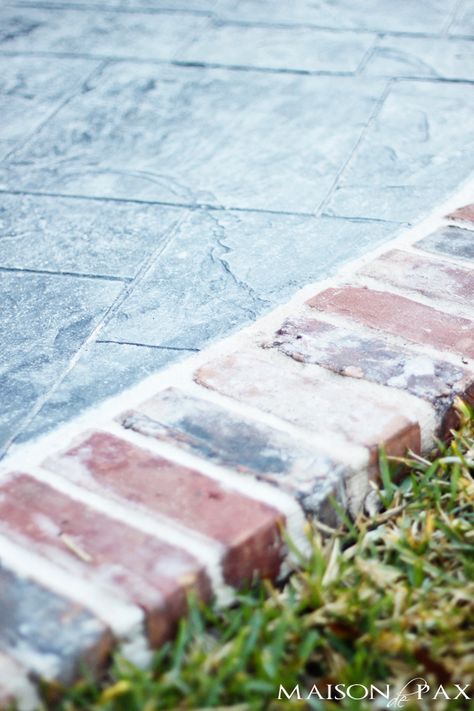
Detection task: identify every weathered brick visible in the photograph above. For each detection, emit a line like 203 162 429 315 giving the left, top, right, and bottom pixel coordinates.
308 286 474 359
415 226 474 262
0 562 112 684
0 473 211 647
446 203 474 225
271 316 472 431
195 350 421 462
118 387 350 523
359 249 474 311
44 432 284 586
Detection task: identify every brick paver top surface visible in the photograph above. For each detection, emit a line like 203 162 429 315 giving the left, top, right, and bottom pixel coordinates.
1 0 474 457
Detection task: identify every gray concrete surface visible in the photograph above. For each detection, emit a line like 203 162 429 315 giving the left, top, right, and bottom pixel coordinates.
1 0 473 456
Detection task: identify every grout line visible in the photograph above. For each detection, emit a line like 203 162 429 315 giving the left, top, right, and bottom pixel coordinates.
442 0 465 36
4 0 213 17
0 265 131 282
2 48 474 83
449 32 474 40
315 78 393 216
0 187 381 220
355 33 381 75
0 49 356 79
319 213 406 226
96 339 200 352
393 75 474 86
5 1 474 41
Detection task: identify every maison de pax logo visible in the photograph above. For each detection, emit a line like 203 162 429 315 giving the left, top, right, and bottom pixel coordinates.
277 677 471 706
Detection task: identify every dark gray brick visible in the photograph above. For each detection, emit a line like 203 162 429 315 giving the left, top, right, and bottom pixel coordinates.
415 225 474 262
0 562 111 683
120 387 350 520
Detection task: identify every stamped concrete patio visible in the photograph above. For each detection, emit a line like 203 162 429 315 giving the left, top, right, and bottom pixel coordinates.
1 0 474 458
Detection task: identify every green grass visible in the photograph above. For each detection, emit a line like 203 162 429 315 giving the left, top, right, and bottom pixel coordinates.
43 400 473 711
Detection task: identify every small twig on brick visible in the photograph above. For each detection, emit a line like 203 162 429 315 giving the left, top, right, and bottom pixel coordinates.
59 533 93 564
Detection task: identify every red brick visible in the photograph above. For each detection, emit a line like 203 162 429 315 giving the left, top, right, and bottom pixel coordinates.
308 286 474 359
0 562 112 684
359 249 474 309
195 350 421 462
447 203 474 225
0 472 211 647
44 432 284 586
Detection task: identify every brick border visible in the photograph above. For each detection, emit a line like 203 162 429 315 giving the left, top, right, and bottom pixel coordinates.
1 184 473 708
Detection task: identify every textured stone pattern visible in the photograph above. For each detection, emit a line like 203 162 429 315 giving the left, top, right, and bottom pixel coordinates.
0 0 473 454
1 205 474 706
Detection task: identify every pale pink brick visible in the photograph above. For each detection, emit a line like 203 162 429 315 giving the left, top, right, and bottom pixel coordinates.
195 350 421 462
359 249 474 312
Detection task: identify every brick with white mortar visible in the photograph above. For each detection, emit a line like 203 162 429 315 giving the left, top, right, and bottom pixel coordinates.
1 193 474 708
